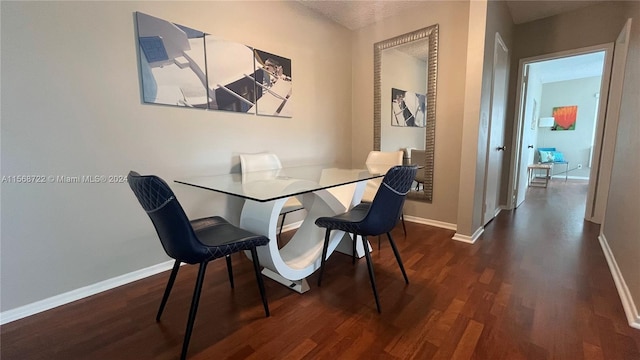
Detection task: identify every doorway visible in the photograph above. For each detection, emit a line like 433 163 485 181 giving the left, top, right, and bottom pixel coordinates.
509 44 615 223
528 52 604 181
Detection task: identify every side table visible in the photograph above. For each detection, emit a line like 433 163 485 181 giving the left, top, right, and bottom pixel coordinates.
527 163 552 188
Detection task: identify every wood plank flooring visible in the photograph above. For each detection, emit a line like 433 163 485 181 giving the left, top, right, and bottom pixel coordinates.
2 179 639 359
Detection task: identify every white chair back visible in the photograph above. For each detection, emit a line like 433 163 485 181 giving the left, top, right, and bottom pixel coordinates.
240 152 283 173
362 151 403 202
365 150 404 166
239 153 304 231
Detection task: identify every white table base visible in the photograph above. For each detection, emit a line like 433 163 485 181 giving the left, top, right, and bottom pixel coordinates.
240 176 370 293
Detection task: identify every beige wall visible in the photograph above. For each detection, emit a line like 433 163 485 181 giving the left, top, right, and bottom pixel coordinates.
456 0 514 237
602 1 640 326
0 1 352 312
456 0 488 237
350 1 470 225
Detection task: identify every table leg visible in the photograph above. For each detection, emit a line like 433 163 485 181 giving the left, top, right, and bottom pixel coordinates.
544 167 549 187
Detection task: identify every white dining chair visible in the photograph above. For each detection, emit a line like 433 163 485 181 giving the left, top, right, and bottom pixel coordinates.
362 150 404 202
410 149 427 191
239 152 305 242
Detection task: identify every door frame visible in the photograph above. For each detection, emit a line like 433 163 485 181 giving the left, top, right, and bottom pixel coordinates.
507 43 614 220
589 19 632 225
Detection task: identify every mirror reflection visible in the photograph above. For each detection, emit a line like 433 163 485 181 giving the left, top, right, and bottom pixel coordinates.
374 24 438 202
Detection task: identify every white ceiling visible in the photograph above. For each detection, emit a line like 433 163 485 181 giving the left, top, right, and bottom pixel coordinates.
530 51 606 84
298 0 607 82
297 0 605 30
505 0 604 25
297 1 427 31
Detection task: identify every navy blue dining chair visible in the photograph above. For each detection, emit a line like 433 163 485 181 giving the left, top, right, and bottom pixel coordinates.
362 150 407 250
127 171 270 360
315 165 417 313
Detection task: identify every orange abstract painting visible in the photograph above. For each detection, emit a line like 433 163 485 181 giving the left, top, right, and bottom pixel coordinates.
552 105 577 130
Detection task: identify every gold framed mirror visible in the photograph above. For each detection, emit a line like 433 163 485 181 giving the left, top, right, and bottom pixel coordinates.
374 24 438 202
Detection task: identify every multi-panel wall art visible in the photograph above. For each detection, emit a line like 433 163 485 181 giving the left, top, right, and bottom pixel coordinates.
391 88 426 127
135 12 292 117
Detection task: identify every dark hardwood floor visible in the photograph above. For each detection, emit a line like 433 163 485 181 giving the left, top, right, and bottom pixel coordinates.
2 179 639 359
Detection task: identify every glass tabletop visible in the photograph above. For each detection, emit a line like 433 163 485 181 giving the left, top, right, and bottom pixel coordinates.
174 164 394 202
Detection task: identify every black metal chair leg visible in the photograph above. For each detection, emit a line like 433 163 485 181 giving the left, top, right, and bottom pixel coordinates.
250 247 270 317
317 229 331 286
180 262 208 360
278 213 287 240
362 236 381 313
352 233 357 264
225 255 234 289
401 213 407 236
387 232 409 284
156 260 181 321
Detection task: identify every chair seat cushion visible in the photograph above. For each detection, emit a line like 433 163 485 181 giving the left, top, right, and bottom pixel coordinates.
315 203 371 234
190 216 269 261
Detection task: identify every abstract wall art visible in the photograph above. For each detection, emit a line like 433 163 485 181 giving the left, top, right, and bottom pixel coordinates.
135 12 292 117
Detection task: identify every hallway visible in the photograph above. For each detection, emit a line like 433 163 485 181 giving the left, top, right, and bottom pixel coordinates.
478 178 637 358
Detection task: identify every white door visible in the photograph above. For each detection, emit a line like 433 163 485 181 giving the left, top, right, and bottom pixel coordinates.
483 33 509 225
513 65 538 208
585 19 632 223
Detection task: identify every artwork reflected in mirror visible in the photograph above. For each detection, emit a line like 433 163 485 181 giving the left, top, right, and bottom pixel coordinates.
391 88 426 127
374 24 438 202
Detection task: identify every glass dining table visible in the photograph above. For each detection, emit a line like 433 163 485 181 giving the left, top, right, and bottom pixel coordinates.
174 163 394 293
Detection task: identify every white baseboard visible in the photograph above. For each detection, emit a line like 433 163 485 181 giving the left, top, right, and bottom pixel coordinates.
285 217 457 234
550 175 589 180
0 260 176 325
598 234 640 329
452 226 484 244
402 215 457 231
280 220 303 234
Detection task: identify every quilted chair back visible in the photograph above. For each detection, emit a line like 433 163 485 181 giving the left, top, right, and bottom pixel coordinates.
128 171 208 264
363 165 417 236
